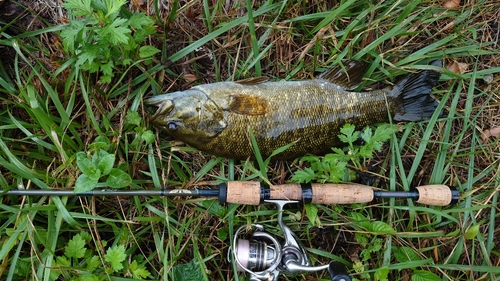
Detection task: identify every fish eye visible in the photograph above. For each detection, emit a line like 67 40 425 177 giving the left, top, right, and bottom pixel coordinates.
167 122 178 131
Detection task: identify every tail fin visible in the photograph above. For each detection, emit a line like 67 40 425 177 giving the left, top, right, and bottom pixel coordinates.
390 60 443 122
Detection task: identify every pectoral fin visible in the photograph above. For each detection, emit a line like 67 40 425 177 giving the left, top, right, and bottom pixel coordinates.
316 60 368 90
228 94 269 115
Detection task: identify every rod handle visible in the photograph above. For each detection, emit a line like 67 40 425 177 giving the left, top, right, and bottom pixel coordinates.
415 184 458 206
222 181 374 205
221 182 458 206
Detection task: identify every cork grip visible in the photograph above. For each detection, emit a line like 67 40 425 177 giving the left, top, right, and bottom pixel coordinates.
269 184 303 201
262 183 374 203
415 185 452 206
310 183 374 204
224 182 376 205
225 181 262 205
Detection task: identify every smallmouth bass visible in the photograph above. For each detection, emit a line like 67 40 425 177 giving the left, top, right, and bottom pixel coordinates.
146 61 442 160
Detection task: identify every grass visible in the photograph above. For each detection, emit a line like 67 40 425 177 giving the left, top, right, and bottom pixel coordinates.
0 0 499 280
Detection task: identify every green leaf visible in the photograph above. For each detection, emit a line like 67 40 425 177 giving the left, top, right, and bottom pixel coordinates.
464 224 480 239
322 156 347 183
139 46 161 58
80 231 92 241
172 259 205 281
100 75 113 84
393 246 421 265
50 258 64 280
76 152 100 179
141 130 156 145
76 51 96 69
56 255 71 267
339 124 358 144
86 255 100 272
100 60 114 77
89 135 111 152
128 13 154 28
412 270 441 281
101 18 130 45
374 266 389 281
104 245 126 272
74 174 99 193
305 204 319 226
105 0 127 17
63 0 92 14
129 260 151 279
352 261 364 274
372 124 399 142
370 238 382 252
369 221 396 234
133 25 157 43
217 227 228 241
82 60 101 73
64 234 86 259
330 147 347 158
126 110 141 126
361 126 373 143
358 145 376 158
90 0 107 14
97 151 115 175
81 43 101 63
350 212 370 230
106 168 132 188
198 200 227 218
355 232 368 244
60 27 82 52
291 167 316 183
92 148 107 164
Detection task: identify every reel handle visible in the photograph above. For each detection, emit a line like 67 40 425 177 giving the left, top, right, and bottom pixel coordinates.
328 261 351 281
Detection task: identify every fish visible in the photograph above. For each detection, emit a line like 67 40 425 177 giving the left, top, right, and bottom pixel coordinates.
145 60 443 160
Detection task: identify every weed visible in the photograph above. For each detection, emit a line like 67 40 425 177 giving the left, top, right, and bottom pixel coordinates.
292 124 399 183
74 136 132 193
61 0 159 84
49 232 151 280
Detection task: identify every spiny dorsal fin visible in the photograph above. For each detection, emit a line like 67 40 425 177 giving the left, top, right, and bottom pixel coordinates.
234 76 269 85
228 93 268 115
316 60 368 90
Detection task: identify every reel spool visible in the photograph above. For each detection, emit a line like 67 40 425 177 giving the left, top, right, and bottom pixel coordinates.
231 224 282 280
235 238 276 272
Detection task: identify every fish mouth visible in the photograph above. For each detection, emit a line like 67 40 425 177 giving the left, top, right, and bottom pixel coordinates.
145 96 175 123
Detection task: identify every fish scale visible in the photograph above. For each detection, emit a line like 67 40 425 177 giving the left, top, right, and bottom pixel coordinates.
199 82 390 159
146 60 442 160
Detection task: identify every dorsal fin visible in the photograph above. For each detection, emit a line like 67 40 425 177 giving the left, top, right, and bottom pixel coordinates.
234 76 269 85
228 94 268 115
316 60 368 90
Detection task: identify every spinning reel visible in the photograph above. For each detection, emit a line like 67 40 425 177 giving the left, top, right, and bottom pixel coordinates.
229 200 351 281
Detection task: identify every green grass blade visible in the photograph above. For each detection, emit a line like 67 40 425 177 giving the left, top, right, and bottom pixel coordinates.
309 0 357 35
169 2 280 63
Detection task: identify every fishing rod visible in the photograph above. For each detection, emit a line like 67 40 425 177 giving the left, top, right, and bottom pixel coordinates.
2 182 459 281
1 181 459 206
